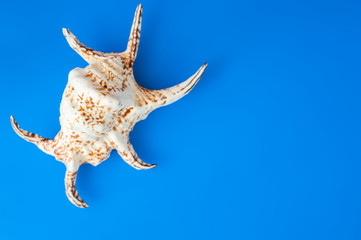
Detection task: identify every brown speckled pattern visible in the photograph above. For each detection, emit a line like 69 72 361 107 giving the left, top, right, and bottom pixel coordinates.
11 4 207 208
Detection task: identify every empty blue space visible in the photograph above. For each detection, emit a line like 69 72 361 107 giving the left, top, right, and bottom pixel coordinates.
0 0 360 239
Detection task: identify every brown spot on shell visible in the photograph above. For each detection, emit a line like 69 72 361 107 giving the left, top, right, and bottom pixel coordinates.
121 107 134 118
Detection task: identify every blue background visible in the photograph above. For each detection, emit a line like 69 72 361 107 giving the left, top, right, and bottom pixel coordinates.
1 0 360 239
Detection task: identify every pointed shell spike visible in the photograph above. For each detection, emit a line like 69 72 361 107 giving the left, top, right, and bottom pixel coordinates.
10 115 54 155
148 63 208 107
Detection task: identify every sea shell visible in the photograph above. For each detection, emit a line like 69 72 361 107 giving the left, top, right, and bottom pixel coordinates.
11 4 207 208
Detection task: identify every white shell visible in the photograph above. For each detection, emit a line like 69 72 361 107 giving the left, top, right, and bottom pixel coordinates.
11 4 207 208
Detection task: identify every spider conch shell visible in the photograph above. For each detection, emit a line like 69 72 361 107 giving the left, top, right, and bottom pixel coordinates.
10 4 207 208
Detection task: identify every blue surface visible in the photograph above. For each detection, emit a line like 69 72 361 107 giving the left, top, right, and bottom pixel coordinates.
1 0 361 239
